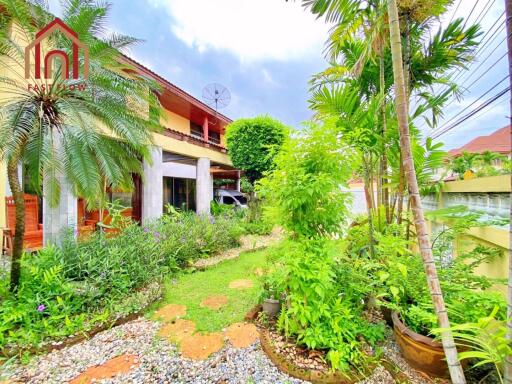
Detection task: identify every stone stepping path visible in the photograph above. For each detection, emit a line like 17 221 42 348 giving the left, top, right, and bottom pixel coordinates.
156 302 260 361
153 303 186 322
200 295 228 310
228 279 254 289
69 354 139 384
157 319 196 343
192 227 283 269
180 332 225 360
225 323 259 348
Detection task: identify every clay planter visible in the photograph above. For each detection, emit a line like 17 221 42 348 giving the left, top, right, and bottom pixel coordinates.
262 298 281 317
392 311 449 378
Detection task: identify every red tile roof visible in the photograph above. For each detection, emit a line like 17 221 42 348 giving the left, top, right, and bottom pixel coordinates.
448 125 511 156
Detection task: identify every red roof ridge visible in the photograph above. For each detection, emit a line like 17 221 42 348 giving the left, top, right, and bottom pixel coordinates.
448 125 511 156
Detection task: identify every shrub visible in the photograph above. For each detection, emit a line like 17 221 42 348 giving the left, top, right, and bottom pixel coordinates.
0 211 245 353
269 240 385 372
258 122 354 239
0 247 108 350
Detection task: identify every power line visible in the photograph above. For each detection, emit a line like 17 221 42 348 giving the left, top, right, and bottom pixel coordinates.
431 87 510 139
449 0 463 24
444 13 505 85
434 76 509 129
434 97 510 141
463 0 481 29
474 0 497 27
450 21 506 84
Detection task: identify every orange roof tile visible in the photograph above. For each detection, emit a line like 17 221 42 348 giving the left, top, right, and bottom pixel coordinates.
448 125 511 156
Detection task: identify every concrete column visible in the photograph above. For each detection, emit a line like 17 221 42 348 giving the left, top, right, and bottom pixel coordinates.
196 157 211 215
142 146 163 224
236 171 241 192
43 170 78 245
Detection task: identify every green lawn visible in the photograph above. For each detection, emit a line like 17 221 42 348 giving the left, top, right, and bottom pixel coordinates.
148 248 270 332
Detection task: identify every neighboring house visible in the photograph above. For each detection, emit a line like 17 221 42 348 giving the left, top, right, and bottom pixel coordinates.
423 125 510 293
448 125 511 160
0 50 240 245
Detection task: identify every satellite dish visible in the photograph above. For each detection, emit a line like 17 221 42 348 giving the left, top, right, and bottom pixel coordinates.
202 83 231 112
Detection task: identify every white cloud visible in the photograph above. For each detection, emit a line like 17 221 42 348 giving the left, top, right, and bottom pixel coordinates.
150 0 331 62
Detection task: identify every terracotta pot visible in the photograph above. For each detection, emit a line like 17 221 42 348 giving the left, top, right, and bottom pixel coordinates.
391 311 449 378
262 299 281 318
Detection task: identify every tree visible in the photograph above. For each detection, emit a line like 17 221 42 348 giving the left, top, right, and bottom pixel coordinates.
225 115 287 184
386 0 466 382
258 120 354 239
0 0 162 291
450 151 479 178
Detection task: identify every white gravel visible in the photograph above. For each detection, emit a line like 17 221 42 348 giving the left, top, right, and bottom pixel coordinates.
2 318 305 384
2 315 431 384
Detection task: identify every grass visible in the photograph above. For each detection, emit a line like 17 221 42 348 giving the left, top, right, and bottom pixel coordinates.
148 247 270 332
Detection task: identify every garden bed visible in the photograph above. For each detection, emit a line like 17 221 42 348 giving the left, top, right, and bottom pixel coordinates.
1 282 162 359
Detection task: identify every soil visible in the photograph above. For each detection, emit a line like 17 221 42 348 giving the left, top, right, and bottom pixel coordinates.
254 267 265 276
225 323 260 348
228 279 254 289
153 304 186 322
200 295 229 310
266 327 329 372
179 333 224 360
69 354 139 384
157 319 196 343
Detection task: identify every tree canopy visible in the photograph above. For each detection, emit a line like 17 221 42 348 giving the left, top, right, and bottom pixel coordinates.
225 115 288 183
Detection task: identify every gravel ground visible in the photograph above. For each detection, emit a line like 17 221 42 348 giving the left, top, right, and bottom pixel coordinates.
2 318 305 384
2 316 437 384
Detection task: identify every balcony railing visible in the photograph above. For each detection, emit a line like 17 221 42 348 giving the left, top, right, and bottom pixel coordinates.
163 128 227 153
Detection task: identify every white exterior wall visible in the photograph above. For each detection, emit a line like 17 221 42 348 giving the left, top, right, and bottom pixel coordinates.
162 162 196 179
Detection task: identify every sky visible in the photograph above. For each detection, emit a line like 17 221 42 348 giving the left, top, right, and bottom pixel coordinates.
47 0 509 150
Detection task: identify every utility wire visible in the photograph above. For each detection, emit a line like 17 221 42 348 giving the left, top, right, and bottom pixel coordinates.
434 97 510 141
434 76 509 129
463 0 481 29
473 0 497 26
443 13 505 85
431 87 510 139
449 0 463 24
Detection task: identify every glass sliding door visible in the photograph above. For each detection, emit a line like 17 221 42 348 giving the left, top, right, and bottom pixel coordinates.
163 177 196 212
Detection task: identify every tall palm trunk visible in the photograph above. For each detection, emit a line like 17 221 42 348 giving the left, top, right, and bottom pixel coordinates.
363 156 376 258
387 1 466 383
7 157 25 292
397 14 412 225
379 51 390 224
504 0 512 382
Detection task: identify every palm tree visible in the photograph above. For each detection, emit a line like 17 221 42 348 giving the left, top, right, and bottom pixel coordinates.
0 0 162 291
475 150 506 166
386 0 466 382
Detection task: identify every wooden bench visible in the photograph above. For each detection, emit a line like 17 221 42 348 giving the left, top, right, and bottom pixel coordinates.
3 194 43 255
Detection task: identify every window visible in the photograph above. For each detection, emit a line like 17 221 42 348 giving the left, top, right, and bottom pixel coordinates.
223 196 236 205
208 131 221 144
190 122 204 139
163 177 196 212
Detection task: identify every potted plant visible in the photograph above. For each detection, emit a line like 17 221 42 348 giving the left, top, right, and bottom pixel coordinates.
391 310 450 377
261 280 281 318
